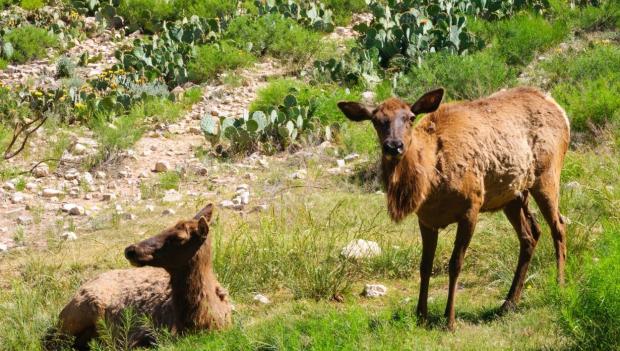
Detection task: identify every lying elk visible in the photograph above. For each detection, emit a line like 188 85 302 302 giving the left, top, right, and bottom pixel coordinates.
338 87 570 330
47 204 231 350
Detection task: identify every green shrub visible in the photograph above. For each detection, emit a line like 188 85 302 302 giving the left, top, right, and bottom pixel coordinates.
173 0 237 18
225 14 323 65
19 0 43 10
396 50 517 102
486 14 569 66
553 78 620 131
188 42 255 83
55 56 75 78
325 0 366 25
560 222 620 350
158 171 180 190
542 45 620 86
2 26 58 63
117 0 176 33
0 58 7 69
0 0 17 8
573 1 620 31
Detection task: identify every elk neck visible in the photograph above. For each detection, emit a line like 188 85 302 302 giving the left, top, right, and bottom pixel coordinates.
381 133 434 223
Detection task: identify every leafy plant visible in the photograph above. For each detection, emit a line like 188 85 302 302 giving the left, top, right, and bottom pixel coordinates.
56 56 75 78
255 0 335 32
19 0 44 11
117 0 176 33
202 87 332 154
1 26 58 63
188 41 255 83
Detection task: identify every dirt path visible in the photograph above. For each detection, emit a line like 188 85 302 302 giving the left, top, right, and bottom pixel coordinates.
0 58 288 251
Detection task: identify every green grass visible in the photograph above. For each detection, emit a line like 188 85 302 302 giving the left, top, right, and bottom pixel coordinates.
2 26 58 63
19 0 44 10
559 221 620 350
173 0 238 18
158 171 181 190
188 42 255 83
225 14 326 66
117 0 176 33
483 13 569 66
325 0 367 25
396 50 517 102
0 58 7 69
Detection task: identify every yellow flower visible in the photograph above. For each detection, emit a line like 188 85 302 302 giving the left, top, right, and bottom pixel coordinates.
75 102 86 109
33 91 43 97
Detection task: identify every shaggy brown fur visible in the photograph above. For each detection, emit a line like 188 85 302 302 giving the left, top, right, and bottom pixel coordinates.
49 204 231 350
339 87 570 330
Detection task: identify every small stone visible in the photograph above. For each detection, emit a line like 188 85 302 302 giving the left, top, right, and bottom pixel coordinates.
17 215 33 225
336 159 346 168
42 188 63 198
118 170 129 178
11 192 25 204
123 213 137 220
258 159 269 168
81 172 94 185
102 193 116 201
162 208 176 215
236 184 249 192
344 153 360 162
291 170 307 180
64 168 80 180
95 171 106 179
68 188 80 198
115 204 123 213
251 204 268 212
189 126 202 135
363 284 387 298
33 163 50 178
253 294 270 304
0 243 8 252
244 172 257 181
138 171 150 178
3 181 15 191
196 166 208 176
163 189 182 202
61 231 78 241
145 205 155 212
73 143 87 155
25 182 37 191
84 193 93 200
341 239 382 259
564 181 581 190
154 161 171 173
219 200 235 209
237 191 250 205
361 91 376 105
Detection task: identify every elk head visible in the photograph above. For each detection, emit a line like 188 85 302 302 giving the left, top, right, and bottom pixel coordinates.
124 204 214 271
338 89 444 160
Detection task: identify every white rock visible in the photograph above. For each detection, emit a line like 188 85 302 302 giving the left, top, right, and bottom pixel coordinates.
25 182 38 191
3 181 15 191
253 294 270 304
564 181 581 190
81 172 94 185
363 284 387 298
68 188 80 198
162 208 176 215
336 159 346 168
145 204 155 212
154 161 171 173
0 243 8 252
361 91 376 105
258 159 269 168
73 143 87 155
42 188 63 198
61 231 78 241
236 184 249 192
95 171 106 179
64 168 80 180
11 192 25 204
123 213 137 220
341 239 382 259
17 215 33 225
344 153 360 162
291 170 307 180
238 192 250 205
163 189 182 202
220 200 235 208
33 163 49 178
115 204 123 213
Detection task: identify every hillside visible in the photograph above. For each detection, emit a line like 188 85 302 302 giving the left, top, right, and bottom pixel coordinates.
0 0 619 350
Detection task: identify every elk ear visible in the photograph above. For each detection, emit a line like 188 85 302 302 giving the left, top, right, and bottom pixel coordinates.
337 101 373 122
197 216 209 239
193 203 214 223
411 88 444 115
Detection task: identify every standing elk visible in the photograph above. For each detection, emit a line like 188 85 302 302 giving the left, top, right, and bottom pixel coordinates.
47 204 231 350
338 87 570 330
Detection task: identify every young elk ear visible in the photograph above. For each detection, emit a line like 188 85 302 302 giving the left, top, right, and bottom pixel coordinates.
197 216 209 239
193 203 214 223
337 101 373 122
411 88 444 115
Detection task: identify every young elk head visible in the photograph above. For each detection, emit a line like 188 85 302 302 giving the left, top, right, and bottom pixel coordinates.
338 89 444 159
124 204 214 271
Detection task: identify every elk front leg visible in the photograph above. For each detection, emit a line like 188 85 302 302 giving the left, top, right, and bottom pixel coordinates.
445 212 478 330
416 222 438 323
